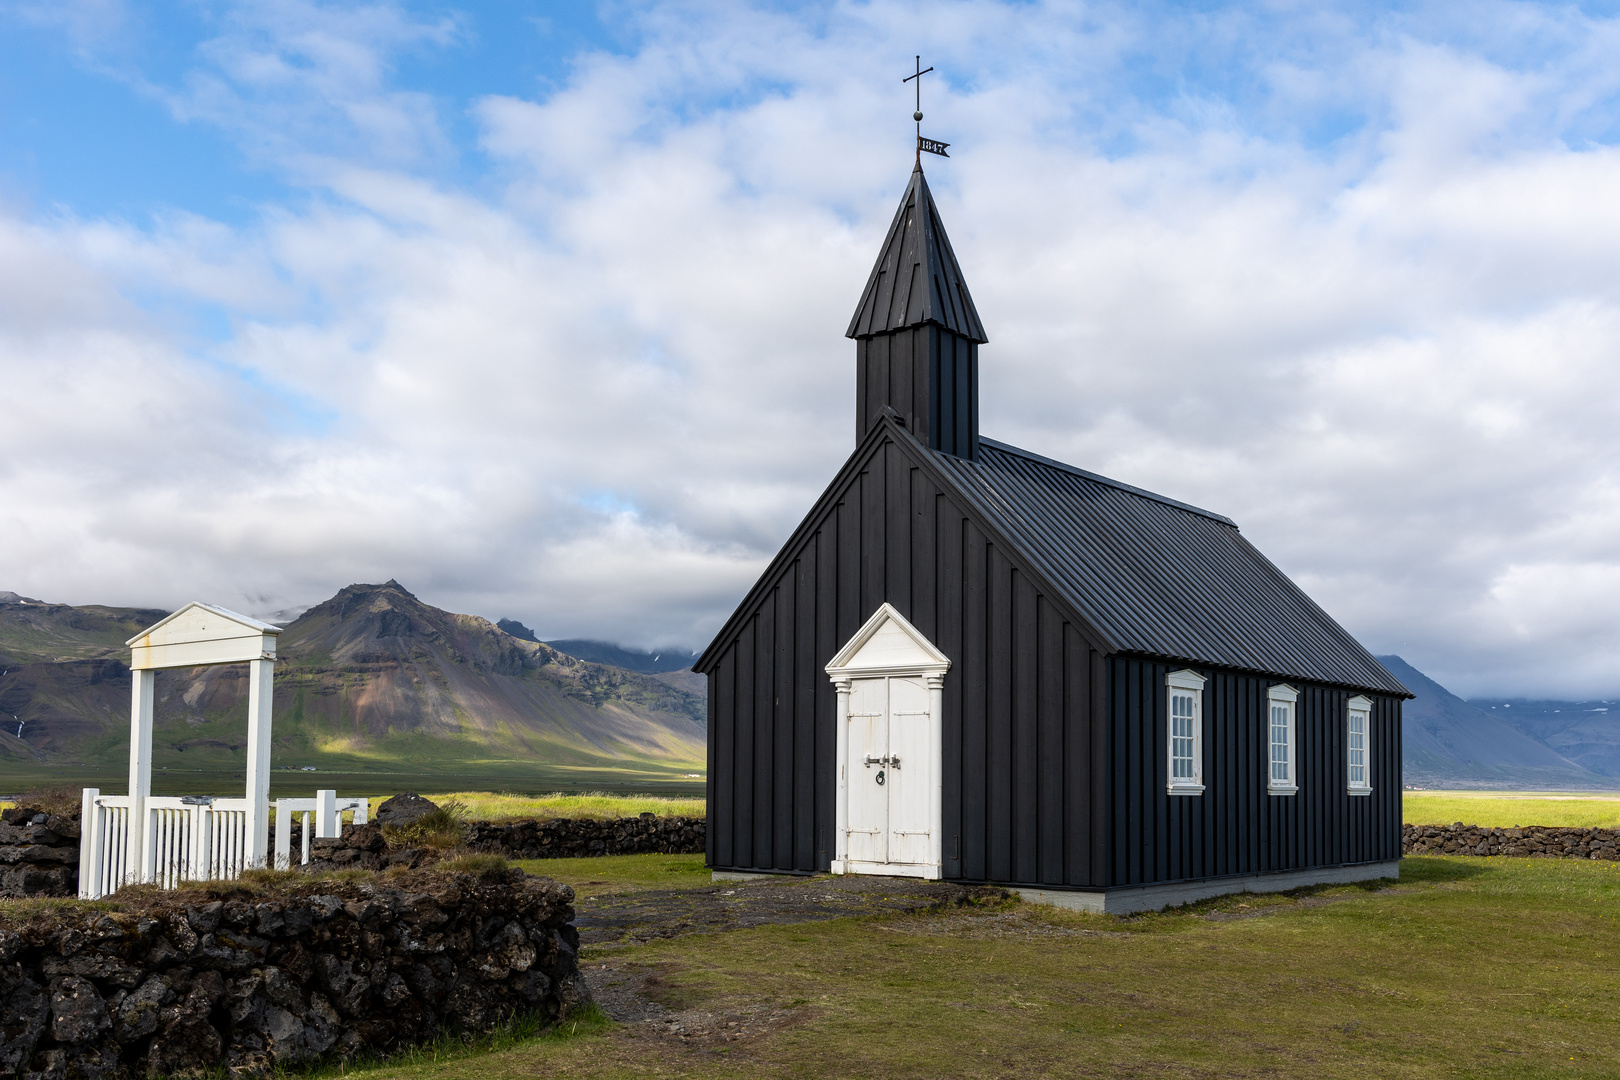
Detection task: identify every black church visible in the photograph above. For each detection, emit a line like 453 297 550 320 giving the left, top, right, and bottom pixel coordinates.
694 161 1410 913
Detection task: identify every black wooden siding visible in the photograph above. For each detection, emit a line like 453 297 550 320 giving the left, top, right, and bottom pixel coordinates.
855 325 979 458
1105 656 1403 887
705 427 1109 885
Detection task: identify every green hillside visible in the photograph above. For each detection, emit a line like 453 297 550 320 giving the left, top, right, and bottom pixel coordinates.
0 583 706 798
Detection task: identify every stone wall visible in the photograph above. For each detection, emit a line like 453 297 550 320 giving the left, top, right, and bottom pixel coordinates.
0 866 587 1079
0 807 81 899
302 825 434 873
464 814 706 860
296 816 705 872
1404 823 1620 859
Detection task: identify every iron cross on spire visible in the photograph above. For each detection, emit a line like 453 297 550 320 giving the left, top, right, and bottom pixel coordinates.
904 55 950 162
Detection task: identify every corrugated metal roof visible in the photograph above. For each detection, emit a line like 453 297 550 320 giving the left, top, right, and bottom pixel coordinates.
846 164 988 343
933 437 1410 696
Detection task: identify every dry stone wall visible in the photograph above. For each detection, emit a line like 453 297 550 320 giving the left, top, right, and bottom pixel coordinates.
1404 823 1620 859
0 867 586 1079
0 808 81 899
464 814 705 860
297 815 705 872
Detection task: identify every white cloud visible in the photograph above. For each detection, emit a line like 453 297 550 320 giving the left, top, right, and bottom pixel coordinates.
6 1 1620 695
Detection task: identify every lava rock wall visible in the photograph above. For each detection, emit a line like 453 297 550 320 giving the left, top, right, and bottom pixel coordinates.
1404 823 1620 859
464 814 705 860
0 807 81 898
0 868 586 1078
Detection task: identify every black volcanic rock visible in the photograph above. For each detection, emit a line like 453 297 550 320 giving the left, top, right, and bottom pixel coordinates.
375 794 439 827
497 619 539 643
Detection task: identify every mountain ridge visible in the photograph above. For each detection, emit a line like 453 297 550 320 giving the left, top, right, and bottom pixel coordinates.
0 582 705 792
1376 655 1603 788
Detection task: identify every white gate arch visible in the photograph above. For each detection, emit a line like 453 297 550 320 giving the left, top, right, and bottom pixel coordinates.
77 603 365 898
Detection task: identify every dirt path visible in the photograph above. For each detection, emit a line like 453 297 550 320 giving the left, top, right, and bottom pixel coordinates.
576 873 1008 1046
573 872 1008 949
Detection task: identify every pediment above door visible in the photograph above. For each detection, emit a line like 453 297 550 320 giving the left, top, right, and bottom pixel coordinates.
825 603 951 678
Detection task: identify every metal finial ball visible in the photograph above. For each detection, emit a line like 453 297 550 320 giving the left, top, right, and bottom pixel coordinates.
914 111 923 122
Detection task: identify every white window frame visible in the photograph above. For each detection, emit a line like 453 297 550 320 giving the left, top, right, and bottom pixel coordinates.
1267 684 1299 795
1346 695 1372 796
1166 669 1207 796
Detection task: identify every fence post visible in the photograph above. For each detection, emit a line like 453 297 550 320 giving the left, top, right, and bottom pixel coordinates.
316 790 337 839
77 788 100 900
274 800 292 871
127 669 155 884
244 657 274 869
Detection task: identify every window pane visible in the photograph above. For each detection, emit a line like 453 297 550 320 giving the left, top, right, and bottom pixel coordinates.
1170 691 1195 780
1349 710 1368 785
1270 703 1290 782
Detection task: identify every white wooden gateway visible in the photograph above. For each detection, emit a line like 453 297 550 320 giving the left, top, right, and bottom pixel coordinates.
77 603 365 899
826 604 949 879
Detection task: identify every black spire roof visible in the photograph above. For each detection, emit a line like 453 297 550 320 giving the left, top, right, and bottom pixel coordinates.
846 164 988 343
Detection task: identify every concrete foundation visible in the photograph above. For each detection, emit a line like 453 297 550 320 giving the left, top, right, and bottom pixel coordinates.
711 870 786 882
1014 860 1402 915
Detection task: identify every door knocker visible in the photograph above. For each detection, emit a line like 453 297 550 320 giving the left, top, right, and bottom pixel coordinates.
875 769 886 786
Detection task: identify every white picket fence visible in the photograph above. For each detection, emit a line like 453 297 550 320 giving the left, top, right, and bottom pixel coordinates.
274 791 368 870
78 788 367 899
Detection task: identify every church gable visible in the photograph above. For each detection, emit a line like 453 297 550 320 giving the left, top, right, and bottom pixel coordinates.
696 416 1110 678
699 416 1109 883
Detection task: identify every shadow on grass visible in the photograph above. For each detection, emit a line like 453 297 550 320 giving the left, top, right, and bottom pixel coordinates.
1397 855 1493 883
285 1003 612 1079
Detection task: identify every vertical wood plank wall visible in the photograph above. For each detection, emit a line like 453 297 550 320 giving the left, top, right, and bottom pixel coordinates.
856 327 979 459
706 433 1107 885
1105 657 1403 887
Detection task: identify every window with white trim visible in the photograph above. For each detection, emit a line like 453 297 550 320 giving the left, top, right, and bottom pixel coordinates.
1267 684 1298 794
1166 669 1207 795
1347 695 1372 795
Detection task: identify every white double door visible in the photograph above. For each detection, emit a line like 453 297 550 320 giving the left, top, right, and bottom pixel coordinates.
843 675 939 876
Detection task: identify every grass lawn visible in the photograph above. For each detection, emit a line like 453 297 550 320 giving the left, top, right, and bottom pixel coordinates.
324 853 1620 1080
1404 791 1620 829
390 791 707 822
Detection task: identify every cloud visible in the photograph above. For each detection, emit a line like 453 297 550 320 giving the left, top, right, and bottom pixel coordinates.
6 0 1620 695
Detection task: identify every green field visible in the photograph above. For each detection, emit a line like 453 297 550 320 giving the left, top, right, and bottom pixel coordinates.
407 791 706 821
0 764 707 803
1404 790 1620 829
306 853 1620 1079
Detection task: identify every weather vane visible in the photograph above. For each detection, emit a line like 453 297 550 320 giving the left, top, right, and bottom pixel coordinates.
905 55 950 162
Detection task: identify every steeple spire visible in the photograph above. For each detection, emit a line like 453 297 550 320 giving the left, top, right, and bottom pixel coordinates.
846 166 987 458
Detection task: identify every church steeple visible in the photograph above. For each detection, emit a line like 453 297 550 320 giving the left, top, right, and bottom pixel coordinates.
847 164 987 459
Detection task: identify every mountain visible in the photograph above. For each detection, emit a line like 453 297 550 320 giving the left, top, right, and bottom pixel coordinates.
0 583 705 794
538 637 700 675
1466 698 1620 777
0 599 170 667
1377 655 1602 789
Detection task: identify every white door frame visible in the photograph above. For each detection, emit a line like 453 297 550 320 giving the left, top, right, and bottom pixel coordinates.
825 603 950 879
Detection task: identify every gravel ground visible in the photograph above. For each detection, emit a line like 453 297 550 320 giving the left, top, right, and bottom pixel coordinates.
573 872 1009 950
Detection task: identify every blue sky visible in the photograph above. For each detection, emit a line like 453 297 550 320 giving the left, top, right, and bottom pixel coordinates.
7 0 1620 696
0 3 622 220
